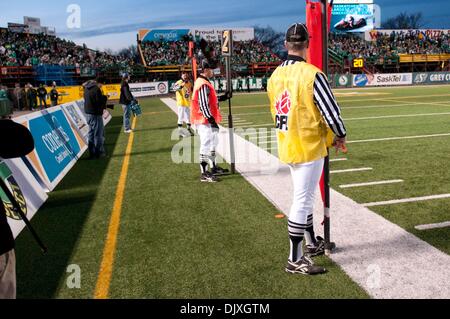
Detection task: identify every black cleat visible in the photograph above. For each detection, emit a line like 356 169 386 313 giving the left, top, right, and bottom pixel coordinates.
305 236 325 257
200 172 219 183
211 166 230 176
285 255 327 275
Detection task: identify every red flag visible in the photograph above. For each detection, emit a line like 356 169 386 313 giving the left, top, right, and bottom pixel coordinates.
306 0 332 205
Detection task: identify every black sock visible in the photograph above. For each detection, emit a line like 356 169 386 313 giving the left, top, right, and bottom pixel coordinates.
305 214 317 247
288 220 305 262
200 154 209 174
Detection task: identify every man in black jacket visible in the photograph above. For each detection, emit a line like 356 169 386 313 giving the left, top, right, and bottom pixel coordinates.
49 82 59 107
37 84 47 109
119 73 136 134
0 196 16 299
83 77 108 159
26 84 38 111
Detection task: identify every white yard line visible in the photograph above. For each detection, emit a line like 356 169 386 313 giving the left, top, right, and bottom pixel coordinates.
348 133 450 144
237 123 274 128
257 140 278 145
330 158 348 162
331 168 373 174
231 100 450 114
415 221 450 231
340 179 403 189
363 194 450 207
162 97 450 299
345 112 450 121
338 93 450 104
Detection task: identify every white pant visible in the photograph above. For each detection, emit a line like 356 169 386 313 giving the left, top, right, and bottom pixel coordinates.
197 124 219 155
288 158 324 226
178 106 191 125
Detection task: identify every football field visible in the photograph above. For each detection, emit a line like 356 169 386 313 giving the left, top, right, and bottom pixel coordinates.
14 85 450 299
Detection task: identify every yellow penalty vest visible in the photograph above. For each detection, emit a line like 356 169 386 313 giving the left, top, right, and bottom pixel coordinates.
267 61 334 164
175 80 192 107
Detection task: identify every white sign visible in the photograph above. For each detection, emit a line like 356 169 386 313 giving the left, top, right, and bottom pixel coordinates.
353 73 412 87
192 28 254 42
129 81 169 97
61 102 90 141
1 159 48 239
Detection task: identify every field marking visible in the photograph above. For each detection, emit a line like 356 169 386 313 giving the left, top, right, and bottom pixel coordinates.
338 93 450 104
238 130 450 146
331 167 373 174
330 158 348 162
94 117 137 299
340 179 403 189
161 97 450 299
335 92 391 97
237 123 274 128
257 140 278 145
415 221 450 231
348 133 450 144
345 111 450 121
228 100 450 115
363 193 450 207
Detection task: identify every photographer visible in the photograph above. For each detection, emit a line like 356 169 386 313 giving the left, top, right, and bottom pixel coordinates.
83 77 108 159
0 202 15 299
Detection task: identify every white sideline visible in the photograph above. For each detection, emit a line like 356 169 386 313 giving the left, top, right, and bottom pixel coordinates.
415 221 450 231
345 112 450 121
239 132 450 145
340 180 403 189
330 158 348 162
348 133 450 144
161 97 450 299
363 194 450 207
331 168 373 174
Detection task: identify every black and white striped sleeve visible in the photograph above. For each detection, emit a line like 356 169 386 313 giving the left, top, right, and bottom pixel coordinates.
313 73 347 138
198 85 212 119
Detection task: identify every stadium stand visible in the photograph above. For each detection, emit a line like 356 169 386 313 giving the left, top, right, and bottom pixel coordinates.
329 31 450 73
140 38 281 77
0 28 134 86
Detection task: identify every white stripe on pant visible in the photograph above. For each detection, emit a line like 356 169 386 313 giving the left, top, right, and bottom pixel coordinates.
288 158 324 262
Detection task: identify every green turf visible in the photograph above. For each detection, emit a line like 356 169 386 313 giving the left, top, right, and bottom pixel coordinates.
15 98 368 299
229 85 450 255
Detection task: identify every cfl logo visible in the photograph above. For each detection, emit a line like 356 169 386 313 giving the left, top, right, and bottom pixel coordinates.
275 115 288 132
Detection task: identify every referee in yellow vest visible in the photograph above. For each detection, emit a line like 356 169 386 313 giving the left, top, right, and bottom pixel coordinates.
173 72 194 137
268 23 347 275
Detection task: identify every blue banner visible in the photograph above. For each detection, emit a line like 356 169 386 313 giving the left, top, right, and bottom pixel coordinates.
27 109 81 184
142 29 190 42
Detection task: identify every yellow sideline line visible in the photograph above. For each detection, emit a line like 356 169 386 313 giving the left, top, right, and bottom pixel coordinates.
94 116 137 299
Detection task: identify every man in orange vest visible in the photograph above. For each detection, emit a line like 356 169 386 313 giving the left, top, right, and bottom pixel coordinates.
191 60 232 182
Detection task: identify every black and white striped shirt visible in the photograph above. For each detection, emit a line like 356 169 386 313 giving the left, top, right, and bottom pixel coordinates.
313 73 347 138
196 76 214 119
282 55 347 138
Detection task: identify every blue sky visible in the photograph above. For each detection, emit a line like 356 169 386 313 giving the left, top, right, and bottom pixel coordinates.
1 0 449 52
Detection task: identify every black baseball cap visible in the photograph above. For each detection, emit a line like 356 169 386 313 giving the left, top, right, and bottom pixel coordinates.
286 23 309 43
202 59 218 70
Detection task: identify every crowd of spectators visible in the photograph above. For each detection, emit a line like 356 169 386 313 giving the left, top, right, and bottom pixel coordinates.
0 29 131 70
330 31 450 65
141 39 280 67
